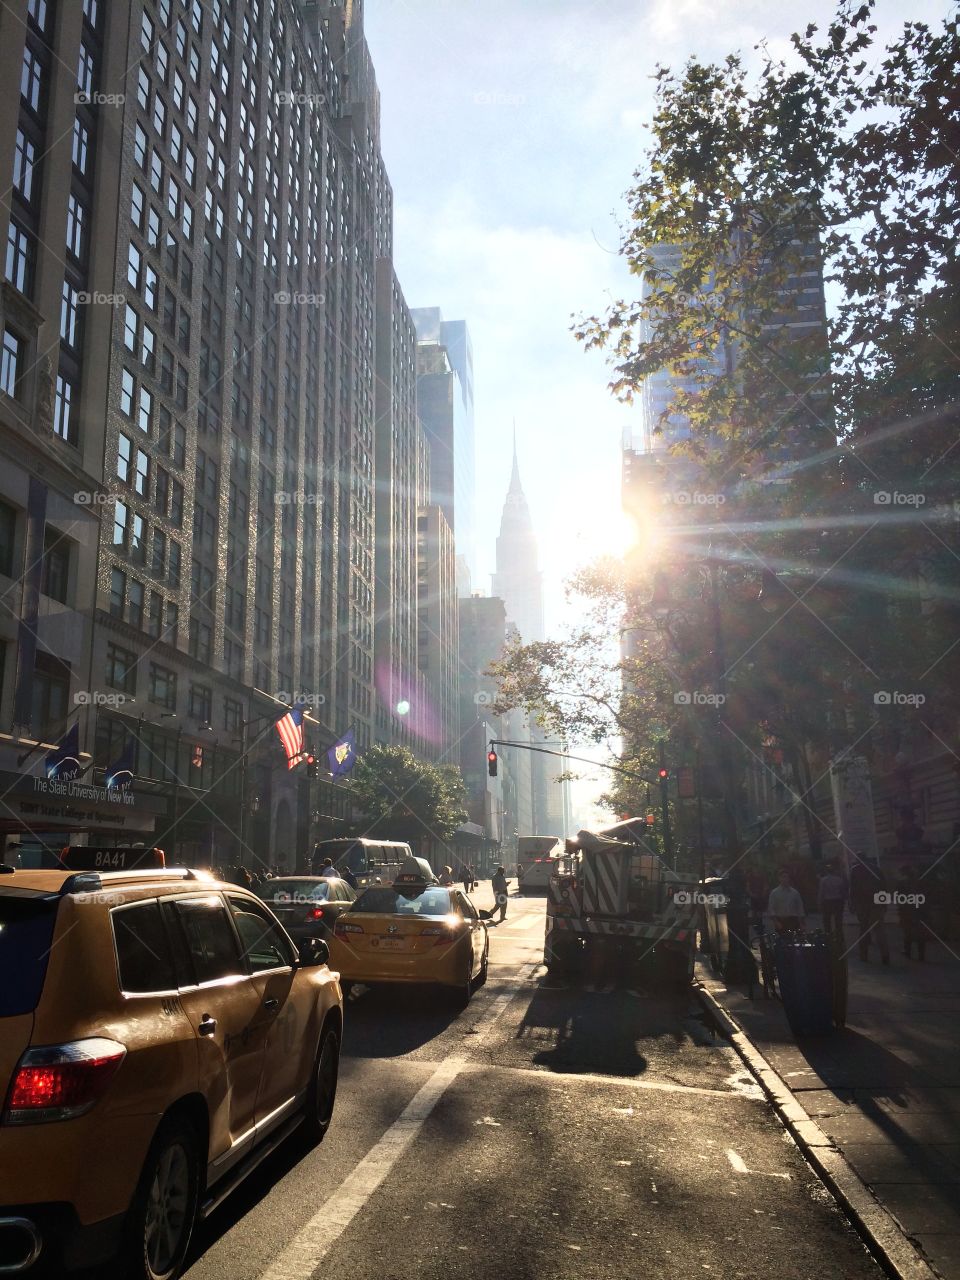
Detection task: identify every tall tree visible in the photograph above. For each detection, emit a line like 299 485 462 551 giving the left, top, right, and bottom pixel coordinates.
344 745 469 848
495 2 960 843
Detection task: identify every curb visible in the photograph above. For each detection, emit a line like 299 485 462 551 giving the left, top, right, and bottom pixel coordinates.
696 979 940 1280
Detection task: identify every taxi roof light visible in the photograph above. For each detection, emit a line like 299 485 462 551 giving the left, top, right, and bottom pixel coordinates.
59 847 166 873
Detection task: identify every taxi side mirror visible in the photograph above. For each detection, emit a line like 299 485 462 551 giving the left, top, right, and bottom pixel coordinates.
298 938 330 967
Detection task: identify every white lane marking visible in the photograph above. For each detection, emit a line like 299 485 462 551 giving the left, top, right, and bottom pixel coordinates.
726 1148 791 1179
259 964 538 1280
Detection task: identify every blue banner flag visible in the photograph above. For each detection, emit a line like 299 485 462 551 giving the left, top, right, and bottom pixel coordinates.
45 720 81 781
104 735 136 791
327 729 357 778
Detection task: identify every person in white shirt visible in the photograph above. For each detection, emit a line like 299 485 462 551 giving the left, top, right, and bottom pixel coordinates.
767 869 805 934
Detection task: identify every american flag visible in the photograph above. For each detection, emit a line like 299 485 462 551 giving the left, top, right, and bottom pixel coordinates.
275 701 306 769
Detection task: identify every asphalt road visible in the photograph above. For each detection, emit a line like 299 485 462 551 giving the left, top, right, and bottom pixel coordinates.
132 895 891 1278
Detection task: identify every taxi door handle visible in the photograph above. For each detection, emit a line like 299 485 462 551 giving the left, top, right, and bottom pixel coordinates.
198 1014 217 1036
263 998 280 1011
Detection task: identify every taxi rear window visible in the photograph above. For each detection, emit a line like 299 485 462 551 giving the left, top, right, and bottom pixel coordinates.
0 895 60 1016
112 901 178 993
352 887 453 916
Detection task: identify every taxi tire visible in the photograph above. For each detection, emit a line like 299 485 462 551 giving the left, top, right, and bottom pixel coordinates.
302 1024 340 1145
122 1113 200 1280
451 962 473 1009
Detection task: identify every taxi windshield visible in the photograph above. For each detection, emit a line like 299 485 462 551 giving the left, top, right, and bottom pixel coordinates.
352 887 452 916
262 879 330 902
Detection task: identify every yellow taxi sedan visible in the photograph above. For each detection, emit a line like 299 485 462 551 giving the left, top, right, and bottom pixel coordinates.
329 860 488 1005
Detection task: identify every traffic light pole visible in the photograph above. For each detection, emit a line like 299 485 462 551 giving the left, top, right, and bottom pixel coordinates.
487 739 657 786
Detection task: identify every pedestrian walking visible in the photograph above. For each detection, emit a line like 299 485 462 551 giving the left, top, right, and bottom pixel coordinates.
319 857 338 879
817 859 848 940
767 868 806 934
745 864 769 921
897 865 930 961
491 864 510 923
341 864 358 890
848 858 891 963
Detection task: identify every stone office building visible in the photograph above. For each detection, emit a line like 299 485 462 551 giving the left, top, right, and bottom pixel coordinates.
0 0 432 866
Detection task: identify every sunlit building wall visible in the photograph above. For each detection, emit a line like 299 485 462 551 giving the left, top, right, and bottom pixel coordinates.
0 0 423 863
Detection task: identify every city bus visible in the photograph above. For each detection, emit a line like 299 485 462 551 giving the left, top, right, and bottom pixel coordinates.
516 834 563 894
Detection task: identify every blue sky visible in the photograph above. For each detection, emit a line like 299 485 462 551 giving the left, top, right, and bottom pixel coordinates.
364 0 952 820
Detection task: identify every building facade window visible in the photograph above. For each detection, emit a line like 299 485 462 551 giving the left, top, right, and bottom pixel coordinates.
41 531 69 604
21 47 43 113
0 503 17 577
188 684 211 723
110 567 126 616
72 118 91 175
65 194 86 259
54 375 77 443
13 130 37 203
149 662 176 710
5 222 35 295
113 499 128 547
1 330 23 398
106 643 138 694
60 280 82 349
128 579 144 628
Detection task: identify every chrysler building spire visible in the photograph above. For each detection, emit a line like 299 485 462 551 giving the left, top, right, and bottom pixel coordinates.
492 431 544 643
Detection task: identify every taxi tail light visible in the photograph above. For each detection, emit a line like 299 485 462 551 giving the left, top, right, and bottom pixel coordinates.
420 925 454 946
335 919 364 935
305 906 325 921
4 1038 126 1125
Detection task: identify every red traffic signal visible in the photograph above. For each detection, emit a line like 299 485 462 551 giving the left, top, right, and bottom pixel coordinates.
305 753 318 779
645 813 656 826
487 750 498 777
658 767 669 780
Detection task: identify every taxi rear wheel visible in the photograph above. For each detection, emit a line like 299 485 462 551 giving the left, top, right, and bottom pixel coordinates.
451 960 474 1008
124 1114 200 1280
302 1025 340 1144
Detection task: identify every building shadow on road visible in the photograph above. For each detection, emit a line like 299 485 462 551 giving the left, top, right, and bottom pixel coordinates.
340 985 463 1058
515 980 698 1076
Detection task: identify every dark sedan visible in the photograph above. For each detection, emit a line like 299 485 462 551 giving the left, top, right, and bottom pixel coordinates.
257 876 357 941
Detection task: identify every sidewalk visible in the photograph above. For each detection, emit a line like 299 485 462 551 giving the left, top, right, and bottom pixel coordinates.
700 917 960 1280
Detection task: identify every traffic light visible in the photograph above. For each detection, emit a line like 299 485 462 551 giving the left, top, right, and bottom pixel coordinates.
305 754 318 780
645 813 656 826
658 767 669 780
487 750 498 777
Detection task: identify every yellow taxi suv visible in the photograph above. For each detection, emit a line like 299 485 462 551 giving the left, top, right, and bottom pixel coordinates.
0 847 343 1280
329 857 488 1006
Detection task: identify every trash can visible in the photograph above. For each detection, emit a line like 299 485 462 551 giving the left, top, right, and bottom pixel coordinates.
773 932 834 1036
